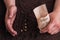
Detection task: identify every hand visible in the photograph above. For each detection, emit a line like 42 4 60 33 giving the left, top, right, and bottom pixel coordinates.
5 6 17 36
41 11 60 35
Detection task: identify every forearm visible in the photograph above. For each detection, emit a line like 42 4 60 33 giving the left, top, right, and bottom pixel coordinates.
4 0 16 8
54 0 60 12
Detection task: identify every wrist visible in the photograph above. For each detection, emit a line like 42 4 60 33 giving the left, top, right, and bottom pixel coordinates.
53 7 60 12
6 5 17 18
7 5 16 9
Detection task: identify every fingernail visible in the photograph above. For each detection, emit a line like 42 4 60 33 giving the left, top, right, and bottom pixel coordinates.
8 15 12 19
40 31 45 33
12 31 17 36
40 31 43 33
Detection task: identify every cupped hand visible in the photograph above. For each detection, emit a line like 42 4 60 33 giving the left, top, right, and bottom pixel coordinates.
41 11 60 35
5 6 17 36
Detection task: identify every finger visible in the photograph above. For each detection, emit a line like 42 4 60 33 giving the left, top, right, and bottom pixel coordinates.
6 19 17 36
5 17 17 36
9 13 17 36
10 12 16 24
10 15 16 36
48 25 58 34
51 26 59 35
40 27 48 33
5 8 17 36
40 20 54 33
55 24 60 29
48 21 55 33
8 10 17 36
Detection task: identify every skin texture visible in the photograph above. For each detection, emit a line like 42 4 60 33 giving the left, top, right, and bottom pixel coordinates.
4 0 17 36
41 0 60 35
4 0 60 36
41 11 60 35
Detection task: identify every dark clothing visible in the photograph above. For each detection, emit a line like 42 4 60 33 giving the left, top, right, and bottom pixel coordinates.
0 0 60 40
